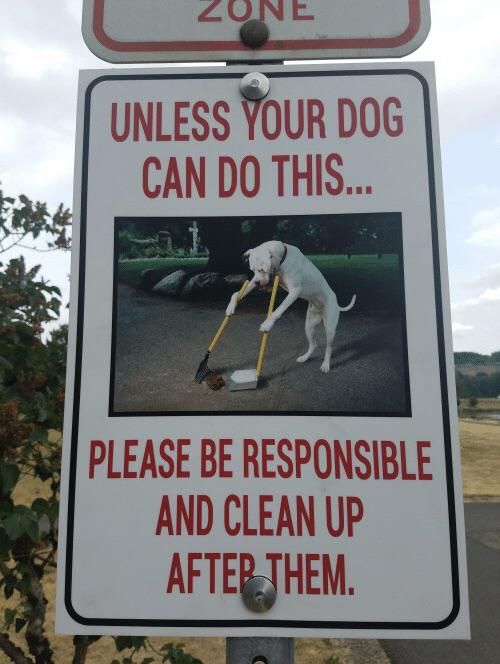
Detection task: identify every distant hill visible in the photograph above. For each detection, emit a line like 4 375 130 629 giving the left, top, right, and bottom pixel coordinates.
454 351 500 366
454 350 500 398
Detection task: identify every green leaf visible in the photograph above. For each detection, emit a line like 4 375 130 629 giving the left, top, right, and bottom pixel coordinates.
4 506 38 541
0 527 11 555
0 501 13 518
15 617 27 633
0 461 20 495
4 574 16 599
31 498 50 515
114 636 133 652
4 608 15 629
130 637 147 650
0 356 13 370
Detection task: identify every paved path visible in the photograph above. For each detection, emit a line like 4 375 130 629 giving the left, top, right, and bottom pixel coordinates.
381 502 500 663
113 284 409 415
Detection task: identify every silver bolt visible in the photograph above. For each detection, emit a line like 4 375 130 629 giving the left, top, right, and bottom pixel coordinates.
240 72 270 101
242 576 277 613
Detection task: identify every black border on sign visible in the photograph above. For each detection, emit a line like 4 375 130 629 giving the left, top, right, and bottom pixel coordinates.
109 213 411 418
65 69 460 629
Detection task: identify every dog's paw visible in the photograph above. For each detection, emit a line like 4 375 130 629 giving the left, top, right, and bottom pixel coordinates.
320 362 330 373
260 319 273 333
226 297 237 316
296 353 310 363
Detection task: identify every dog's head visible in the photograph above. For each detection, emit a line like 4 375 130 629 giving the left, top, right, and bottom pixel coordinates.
243 242 282 287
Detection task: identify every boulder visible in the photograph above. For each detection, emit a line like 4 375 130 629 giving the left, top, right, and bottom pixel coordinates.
224 274 248 289
140 267 173 291
152 270 188 297
181 272 224 299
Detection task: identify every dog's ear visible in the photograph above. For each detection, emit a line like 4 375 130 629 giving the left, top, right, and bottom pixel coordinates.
242 249 251 263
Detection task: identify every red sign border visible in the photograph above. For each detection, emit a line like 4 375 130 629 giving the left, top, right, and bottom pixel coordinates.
92 0 422 53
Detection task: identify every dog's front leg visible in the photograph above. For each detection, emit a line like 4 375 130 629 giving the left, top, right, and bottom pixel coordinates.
225 279 257 315
260 289 300 332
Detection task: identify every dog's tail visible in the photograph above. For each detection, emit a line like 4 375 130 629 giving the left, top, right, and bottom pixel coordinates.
339 294 356 312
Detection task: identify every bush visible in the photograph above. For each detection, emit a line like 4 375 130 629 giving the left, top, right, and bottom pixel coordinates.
0 189 201 664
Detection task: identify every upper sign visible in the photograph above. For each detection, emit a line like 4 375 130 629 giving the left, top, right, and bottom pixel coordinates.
82 0 431 62
57 63 468 638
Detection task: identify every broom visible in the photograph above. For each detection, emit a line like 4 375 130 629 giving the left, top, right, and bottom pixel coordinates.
194 279 249 388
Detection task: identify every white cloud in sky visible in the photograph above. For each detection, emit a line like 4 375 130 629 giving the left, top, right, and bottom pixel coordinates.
1 40 72 80
451 286 500 353
467 206 500 248
464 262 500 290
472 206 500 228
468 225 500 249
0 114 24 153
452 322 473 335
452 287 500 312
418 0 500 136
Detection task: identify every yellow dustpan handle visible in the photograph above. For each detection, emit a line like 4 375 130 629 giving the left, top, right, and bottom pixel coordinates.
256 275 280 378
207 280 249 353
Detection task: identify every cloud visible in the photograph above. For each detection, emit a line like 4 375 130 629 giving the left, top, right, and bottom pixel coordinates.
415 0 500 136
468 225 500 249
452 322 473 334
452 287 500 311
472 206 500 228
451 287 500 353
466 206 500 248
1 40 71 80
463 262 500 290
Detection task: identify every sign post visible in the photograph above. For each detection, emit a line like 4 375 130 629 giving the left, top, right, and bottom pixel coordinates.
56 63 469 641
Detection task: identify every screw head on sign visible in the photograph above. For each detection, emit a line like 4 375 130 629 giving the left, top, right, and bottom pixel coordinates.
240 19 270 48
240 72 270 101
242 575 277 613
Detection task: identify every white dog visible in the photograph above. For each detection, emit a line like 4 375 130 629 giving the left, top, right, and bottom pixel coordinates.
226 241 356 373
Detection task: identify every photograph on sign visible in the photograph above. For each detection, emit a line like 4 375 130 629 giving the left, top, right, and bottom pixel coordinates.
56 64 469 638
82 0 431 62
112 213 410 415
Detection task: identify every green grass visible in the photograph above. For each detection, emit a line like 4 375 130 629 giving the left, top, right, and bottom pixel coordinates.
309 254 401 314
309 253 398 272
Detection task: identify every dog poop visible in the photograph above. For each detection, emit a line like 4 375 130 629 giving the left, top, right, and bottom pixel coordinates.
205 373 225 391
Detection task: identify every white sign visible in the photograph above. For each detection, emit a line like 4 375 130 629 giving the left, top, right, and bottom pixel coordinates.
56 63 469 638
82 0 431 62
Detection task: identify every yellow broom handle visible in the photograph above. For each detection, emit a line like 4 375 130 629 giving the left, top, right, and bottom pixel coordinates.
207 280 249 352
256 275 280 377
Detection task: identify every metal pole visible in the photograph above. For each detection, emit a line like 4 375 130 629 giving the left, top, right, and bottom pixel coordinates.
227 637 294 664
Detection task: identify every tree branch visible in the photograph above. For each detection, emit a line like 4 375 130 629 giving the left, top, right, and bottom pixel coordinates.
0 633 34 664
25 563 54 664
72 635 100 664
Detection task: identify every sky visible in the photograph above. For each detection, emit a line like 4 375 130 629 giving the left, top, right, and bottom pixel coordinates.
0 0 499 354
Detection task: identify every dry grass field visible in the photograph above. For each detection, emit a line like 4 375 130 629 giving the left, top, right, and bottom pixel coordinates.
2 411 498 663
459 419 500 499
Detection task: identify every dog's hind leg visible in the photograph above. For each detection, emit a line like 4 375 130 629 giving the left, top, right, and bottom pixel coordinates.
297 303 322 363
320 304 340 373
